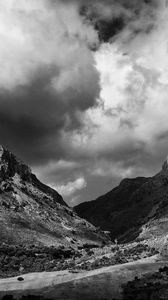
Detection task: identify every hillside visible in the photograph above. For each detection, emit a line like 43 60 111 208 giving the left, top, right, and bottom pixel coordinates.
0 146 109 248
75 158 168 243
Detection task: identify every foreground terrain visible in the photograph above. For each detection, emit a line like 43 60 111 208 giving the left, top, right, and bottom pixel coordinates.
0 240 167 299
0 255 167 300
0 242 158 278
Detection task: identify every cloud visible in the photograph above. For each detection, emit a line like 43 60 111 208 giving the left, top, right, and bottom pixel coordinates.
80 0 161 43
48 0 168 205
51 177 87 198
65 0 168 161
0 0 100 164
0 0 168 206
0 0 99 90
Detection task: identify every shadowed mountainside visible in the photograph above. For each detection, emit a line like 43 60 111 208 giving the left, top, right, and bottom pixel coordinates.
75 157 168 243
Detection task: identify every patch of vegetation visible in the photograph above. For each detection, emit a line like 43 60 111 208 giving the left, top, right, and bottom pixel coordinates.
122 243 158 260
73 243 158 272
0 243 77 278
0 242 159 277
122 265 168 300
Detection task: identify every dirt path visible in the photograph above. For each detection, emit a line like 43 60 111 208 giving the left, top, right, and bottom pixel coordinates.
0 255 167 300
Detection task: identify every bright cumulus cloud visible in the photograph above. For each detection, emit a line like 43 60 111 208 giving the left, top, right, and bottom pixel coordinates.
96 3 168 149
51 177 87 197
0 0 98 90
67 0 168 170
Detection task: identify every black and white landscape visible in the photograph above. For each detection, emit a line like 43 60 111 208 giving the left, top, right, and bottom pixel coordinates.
0 0 168 299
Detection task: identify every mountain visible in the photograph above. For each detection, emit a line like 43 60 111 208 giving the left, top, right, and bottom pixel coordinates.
75 157 168 244
0 146 109 247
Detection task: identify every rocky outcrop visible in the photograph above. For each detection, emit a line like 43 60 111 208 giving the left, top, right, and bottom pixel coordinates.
0 146 32 181
0 146 65 206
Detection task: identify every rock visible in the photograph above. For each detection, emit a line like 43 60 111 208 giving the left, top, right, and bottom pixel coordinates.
17 276 24 281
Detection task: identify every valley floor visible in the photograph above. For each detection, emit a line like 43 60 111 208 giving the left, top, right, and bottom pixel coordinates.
0 255 167 300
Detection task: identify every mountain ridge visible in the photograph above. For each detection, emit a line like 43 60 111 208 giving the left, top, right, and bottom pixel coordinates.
75 157 168 244
0 145 109 247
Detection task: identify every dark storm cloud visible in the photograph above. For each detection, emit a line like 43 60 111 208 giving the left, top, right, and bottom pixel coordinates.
0 0 100 165
79 0 160 43
54 0 160 44
0 63 99 164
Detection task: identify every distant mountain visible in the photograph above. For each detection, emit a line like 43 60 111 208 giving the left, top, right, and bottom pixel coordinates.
75 158 168 244
0 146 109 247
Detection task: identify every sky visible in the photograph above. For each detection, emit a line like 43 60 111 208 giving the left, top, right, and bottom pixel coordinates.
0 0 168 206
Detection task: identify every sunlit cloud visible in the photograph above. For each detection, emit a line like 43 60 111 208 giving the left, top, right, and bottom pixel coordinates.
51 177 87 197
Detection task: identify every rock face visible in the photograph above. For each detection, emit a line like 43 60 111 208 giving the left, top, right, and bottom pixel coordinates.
75 158 168 244
0 146 65 206
0 146 109 247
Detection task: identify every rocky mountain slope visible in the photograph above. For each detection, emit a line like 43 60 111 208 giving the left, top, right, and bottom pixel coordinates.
0 146 109 248
75 157 168 244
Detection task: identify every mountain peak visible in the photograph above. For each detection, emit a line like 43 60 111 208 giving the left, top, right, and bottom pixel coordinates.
0 145 31 181
0 145 68 207
162 156 168 173
0 145 7 158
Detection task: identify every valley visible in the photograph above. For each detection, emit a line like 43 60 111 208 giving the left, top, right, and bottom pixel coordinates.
1 147 168 299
